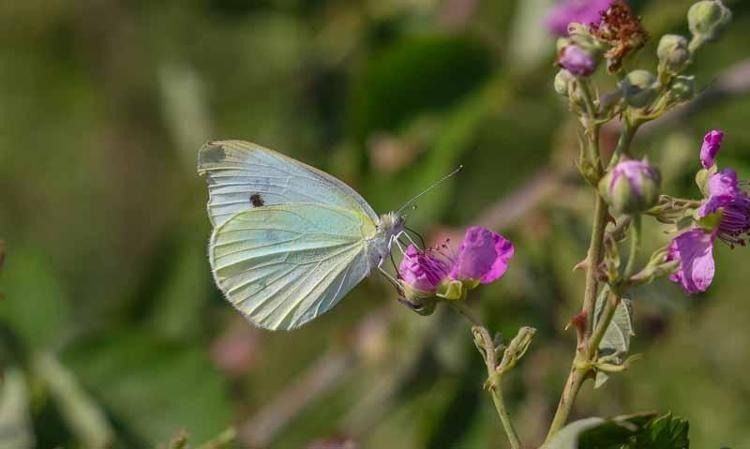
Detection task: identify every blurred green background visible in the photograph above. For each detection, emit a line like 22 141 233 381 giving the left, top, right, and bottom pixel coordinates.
1 0 750 448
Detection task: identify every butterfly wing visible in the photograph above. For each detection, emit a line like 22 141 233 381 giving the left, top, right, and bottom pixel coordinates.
210 203 378 330
197 140 378 227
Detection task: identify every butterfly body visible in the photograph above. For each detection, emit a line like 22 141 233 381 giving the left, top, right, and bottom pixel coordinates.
198 141 403 330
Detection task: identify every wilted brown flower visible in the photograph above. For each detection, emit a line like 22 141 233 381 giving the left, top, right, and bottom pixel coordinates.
591 0 648 72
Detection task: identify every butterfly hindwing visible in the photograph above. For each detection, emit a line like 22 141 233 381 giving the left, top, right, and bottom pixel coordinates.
210 203 376 330
198 140 378 227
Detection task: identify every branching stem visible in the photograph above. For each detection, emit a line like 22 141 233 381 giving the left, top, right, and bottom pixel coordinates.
451 302 521 449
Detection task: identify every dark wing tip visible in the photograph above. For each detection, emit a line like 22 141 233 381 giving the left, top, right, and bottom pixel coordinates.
197 142 227 173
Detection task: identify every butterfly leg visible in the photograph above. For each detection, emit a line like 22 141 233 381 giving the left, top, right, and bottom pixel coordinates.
377 264 403 295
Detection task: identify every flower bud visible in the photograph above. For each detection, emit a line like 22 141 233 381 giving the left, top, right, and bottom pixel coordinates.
668 75 695 103
657 34 690 73
599 159 662 215
558 45 598 77
554 69 575 96
620 70 659 108
688 0 732 43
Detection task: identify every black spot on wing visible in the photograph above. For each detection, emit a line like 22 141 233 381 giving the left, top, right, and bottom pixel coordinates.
250 193 265 207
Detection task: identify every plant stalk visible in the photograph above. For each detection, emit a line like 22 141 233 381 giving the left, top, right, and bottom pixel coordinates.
546 112 639 443
451 302 522 449
490 381 521 449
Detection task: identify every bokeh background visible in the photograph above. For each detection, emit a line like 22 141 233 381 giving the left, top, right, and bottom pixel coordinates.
1 0 750 448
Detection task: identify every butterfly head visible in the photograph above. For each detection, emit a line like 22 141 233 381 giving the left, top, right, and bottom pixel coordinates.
377 211 406 240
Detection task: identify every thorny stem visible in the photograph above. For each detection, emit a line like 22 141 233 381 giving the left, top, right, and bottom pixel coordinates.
451 302 521 449
546 118 638 443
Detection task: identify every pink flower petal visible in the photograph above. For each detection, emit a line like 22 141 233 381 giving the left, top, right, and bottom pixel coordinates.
450 226 514 284
666 229 716 294
700 129 724 169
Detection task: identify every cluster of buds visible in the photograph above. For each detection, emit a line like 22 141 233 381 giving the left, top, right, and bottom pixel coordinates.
552 0 731 123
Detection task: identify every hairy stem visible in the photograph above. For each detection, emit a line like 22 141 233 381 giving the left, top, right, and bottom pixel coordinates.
451 302 521 449
546 117 639 442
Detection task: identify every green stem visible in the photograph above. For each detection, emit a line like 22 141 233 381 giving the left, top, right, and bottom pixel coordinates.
607 120 638 170
623 214 642 281
578 81 601 166
545 358 588 440
490 381 522 449
451 302 521 449
582 196 608 339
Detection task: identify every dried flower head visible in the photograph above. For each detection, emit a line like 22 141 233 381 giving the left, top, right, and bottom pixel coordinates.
590 0 648 72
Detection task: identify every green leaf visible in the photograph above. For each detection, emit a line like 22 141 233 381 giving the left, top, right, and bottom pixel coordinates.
594 371 610 389
545 412 689 449
595 289 635 355
634 413 689 449
0 367 35 449
543 413 655 449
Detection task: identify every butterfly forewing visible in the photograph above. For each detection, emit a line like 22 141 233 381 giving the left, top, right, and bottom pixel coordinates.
210 203 376 330
198 140 378 227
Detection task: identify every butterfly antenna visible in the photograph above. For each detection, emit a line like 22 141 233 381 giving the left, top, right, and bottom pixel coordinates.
404 226 426 249
396 165 463 214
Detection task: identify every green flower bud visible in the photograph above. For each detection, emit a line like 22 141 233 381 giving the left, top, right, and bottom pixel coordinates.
688 0 732 43
657 34 690 73
620 70 659 108
599 159 662 215
669 75 695 103
554 69 575 97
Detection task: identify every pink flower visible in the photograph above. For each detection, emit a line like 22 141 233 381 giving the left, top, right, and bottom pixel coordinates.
398 244 452 293
450 226 514 284
667 131 750 294
666 229 715 294
544 0 614 36
398 227 514 299
700 129 724 169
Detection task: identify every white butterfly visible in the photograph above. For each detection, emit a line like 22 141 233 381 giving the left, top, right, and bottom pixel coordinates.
198 141 406 331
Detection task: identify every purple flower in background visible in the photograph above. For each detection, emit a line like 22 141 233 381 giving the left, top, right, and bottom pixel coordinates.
545 0 615 36
667 130 750 294
700 129 724 169
666 229 715 294
398 227 514 298
450 227 515 284
398 244 452 293
558 45 597 77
